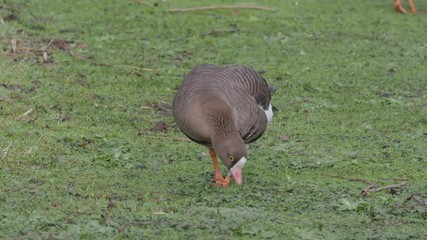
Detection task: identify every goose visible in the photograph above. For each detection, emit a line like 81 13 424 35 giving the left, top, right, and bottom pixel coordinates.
172 64 274 186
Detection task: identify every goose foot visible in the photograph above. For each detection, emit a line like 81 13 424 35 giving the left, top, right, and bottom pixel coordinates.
209 148 230 187
215 175 231 187
394 0 416 13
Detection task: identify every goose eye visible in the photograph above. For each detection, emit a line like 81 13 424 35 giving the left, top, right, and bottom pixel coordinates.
229 156 235 161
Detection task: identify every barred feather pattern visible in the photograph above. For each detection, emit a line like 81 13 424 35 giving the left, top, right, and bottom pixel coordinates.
172 64 272 146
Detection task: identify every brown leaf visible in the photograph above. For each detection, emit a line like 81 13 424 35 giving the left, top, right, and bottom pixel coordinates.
78 42 88 49
1 83 22 90
280 135 291 142
4 14 19 21
150 121 168 132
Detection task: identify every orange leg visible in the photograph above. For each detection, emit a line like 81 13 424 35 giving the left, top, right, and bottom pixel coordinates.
408 0 417 13
394 0 417 13
209 149 231 186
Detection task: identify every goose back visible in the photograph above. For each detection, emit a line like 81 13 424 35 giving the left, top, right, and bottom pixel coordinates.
172 64 272 146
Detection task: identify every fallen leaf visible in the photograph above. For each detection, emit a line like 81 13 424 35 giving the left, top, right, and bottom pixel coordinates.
1 83 22 90
4 14 19 21
280 135 291 142
78 42 88 49
150 121 167 132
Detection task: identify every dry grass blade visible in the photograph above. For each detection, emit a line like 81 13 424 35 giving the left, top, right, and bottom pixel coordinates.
43 52 48 61
0 14 5 25
169 4 276 13
11 37 17 53
1 142 12 161
16 108 34 120
46 38 55 49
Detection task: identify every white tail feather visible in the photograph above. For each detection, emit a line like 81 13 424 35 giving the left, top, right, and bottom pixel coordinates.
264 104 273 123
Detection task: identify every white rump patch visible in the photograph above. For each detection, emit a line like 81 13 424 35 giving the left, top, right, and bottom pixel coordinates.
264 104 273 123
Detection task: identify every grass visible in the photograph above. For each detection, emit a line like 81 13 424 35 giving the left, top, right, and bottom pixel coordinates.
1 0 426 239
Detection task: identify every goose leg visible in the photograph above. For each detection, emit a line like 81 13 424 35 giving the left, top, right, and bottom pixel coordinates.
394 0 417 13
408 0 417 13
209 149 231 186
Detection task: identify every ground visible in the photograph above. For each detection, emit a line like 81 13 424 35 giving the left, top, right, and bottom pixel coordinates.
0 0 426 239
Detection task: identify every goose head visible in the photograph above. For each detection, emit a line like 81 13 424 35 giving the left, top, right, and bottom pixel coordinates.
212 135 247 185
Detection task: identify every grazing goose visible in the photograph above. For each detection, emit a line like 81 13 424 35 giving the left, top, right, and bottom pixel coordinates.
172 64 274 186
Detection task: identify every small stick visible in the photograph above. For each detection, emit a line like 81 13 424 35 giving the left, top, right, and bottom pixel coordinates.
5 48 52 54
144 135 192 142
17 108 33 120
204 28 238 36
170 4 276 13
0 14 5 25
406 195 426 205
46 39 55 49
6 180 45 193
68 52 153 71
362 182 408 195
380 177 410 181
118 221 154 232
142 104 171 112
323 174 375 185
134 0 155 8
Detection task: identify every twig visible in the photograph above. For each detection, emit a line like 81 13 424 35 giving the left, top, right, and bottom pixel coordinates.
6 181 44 193
204 28 238 36
170 4 276 13
1 142 12 161
45 38 55 50
118 221 154 232
323 174 375 185
5 48 53 54
101 214 120 227
0 14 5 25
16 108 33 120
362 182 408 196
141 103 171 112
406 194 426 206
70 54 153 71
142 106 171 112
149 190 196 196
380 177 410 182
134 0 155 8
144 135 192 142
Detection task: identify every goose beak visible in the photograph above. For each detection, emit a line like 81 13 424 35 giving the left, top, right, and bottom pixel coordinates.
229 156 247 185
230 168 243 185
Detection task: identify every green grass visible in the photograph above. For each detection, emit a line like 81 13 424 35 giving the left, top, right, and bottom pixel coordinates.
1 0 426 239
